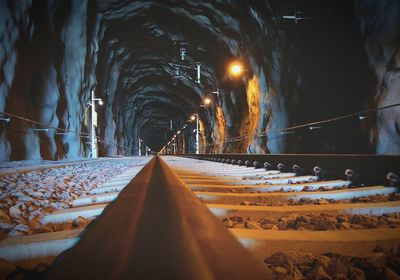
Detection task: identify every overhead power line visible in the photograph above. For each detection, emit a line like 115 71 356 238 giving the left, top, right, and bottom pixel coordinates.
0 111 130 152
206 102 400 147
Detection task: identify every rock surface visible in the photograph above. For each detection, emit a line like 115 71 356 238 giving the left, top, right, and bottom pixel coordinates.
264 250 400 280
1 1 400 158
223 212 400 231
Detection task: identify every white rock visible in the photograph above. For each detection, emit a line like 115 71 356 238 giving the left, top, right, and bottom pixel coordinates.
0 222 14 230
8 229 24 237
14 224 30 233
39 200 49 206
29 209 43 219
19 195 33 202
30 191 43 198
9 205 21 218
49 202 63 209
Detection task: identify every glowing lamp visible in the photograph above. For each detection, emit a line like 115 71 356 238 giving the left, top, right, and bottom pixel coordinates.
229 61 243 76
203 97 212 106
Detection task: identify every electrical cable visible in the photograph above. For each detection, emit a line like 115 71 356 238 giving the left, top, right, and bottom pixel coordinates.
0 111 131 151
205 102 400 147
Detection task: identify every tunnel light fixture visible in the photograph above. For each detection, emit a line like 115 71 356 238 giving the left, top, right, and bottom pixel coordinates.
138 138 142 156
195 62 201 84
93 98 103 106
228 61 244 77
180 47 186 61
231 64 241 75
0 117 11 123
280 131 295 135
358 115 367 120
189 113 200 154
309 126 322 130
34 128 49 132
88 90 105 158
201 97 212 107
55 130 69 135
177 130 181 134
282 11 308 24
0 113 11 123
212 88 225 98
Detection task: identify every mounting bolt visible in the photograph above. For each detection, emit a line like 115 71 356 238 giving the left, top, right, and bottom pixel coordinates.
387 172 399 188
313 166 327 180
277 163 286 173
293 164 304 175
345 169 360 186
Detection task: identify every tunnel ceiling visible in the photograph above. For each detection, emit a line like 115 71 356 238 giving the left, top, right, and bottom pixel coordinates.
1 0 400 160
95 0 266 152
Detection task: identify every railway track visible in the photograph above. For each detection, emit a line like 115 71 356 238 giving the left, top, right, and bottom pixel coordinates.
0 155 399 279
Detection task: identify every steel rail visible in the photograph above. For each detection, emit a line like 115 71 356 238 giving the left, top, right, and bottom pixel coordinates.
46 156 271 279
181 154 400 185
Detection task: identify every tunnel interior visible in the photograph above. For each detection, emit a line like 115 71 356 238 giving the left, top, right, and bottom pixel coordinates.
0 0 399 160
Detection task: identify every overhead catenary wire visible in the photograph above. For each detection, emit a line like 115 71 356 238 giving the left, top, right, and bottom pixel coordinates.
205 102 400 148
0 111 130 151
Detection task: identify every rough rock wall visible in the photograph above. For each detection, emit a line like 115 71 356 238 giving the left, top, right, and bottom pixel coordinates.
213 105 226 153
0 0 399 160
0 0 91 160
58 0 88 159
0 0 29 160
355 0 400 154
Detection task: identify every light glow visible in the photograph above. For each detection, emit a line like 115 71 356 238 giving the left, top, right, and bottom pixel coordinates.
228 61 243 76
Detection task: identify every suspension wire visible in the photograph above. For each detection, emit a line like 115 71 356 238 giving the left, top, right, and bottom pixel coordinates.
206 102 400 148
0 111 130 151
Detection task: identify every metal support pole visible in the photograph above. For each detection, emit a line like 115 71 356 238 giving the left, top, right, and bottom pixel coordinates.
138 138 142 156
196 63 201 84
90 90 97 158
196 114 199 154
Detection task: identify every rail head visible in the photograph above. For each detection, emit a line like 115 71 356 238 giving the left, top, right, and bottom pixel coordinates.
47 155 272 279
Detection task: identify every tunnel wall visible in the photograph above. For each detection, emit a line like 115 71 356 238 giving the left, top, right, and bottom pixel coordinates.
0 0 399 160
